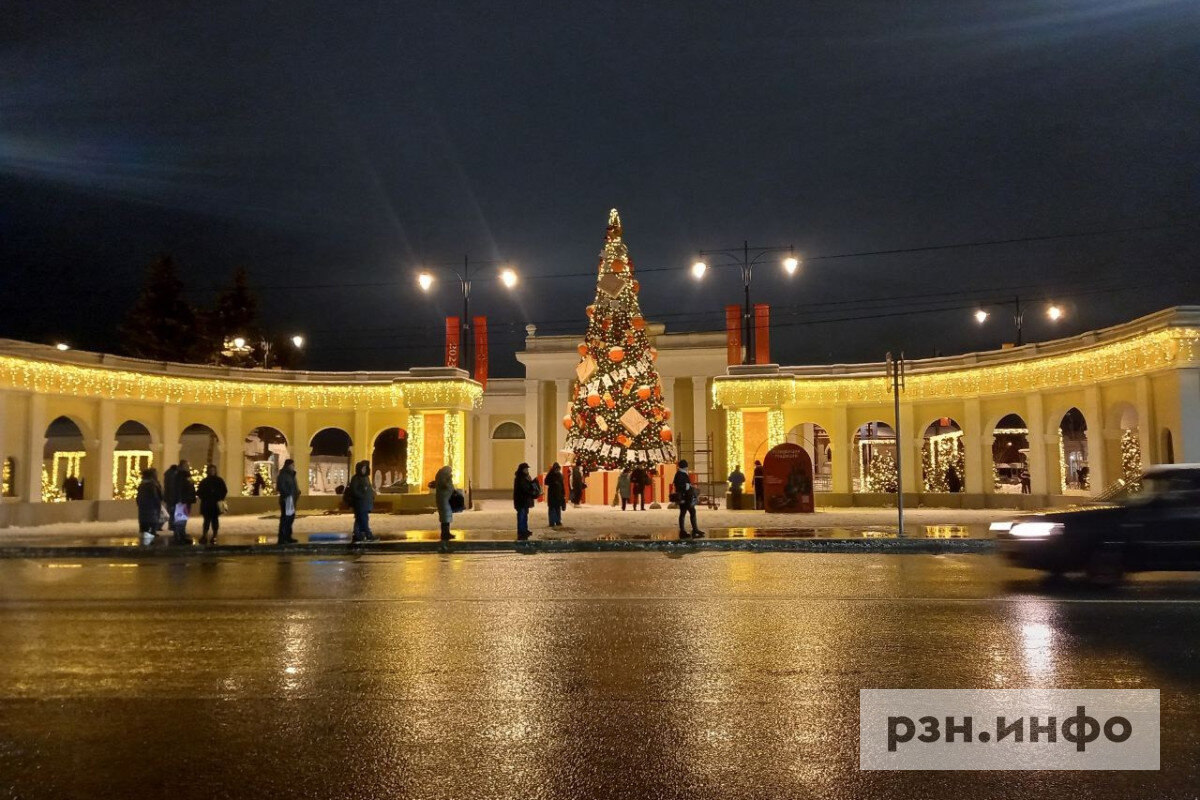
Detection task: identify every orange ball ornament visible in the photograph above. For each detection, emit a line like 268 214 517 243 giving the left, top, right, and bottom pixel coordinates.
603 392 615 409
586 393 602 408
617 434 631 447
576 343 588 356
632 280 640 293
636 386 651 401
562 415 573 430
663 408 671 421
612 258 627 273
659 426 673 443
608 346 624 362
632 316 646 330
585 305 595 318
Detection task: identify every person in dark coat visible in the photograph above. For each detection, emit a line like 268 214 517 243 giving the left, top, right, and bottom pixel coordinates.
252 471 266 496
172 459 197 545
62 475 82 501
545 462 566 527
162 464 179 520
135 467 163 545
570 464 585 506
430 464 455 541
673 459 704 539
727 465 746 509
945 465 962 493
630 466 650 510
512 463 540 540
196 464 228 545
346 460 376 543
752 461 765 509
276 459 300 545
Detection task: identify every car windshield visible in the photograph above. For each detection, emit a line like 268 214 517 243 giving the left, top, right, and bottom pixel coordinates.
1109 472 1200 505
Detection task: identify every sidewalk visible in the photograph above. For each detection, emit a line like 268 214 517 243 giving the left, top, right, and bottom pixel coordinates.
0 501 1011 556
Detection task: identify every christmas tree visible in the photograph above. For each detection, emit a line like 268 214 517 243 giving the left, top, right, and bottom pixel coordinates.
565 209 676 472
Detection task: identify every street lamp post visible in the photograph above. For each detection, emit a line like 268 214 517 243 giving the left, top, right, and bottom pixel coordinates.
692 241 799 365
973 296 1064 346
416 256 518 375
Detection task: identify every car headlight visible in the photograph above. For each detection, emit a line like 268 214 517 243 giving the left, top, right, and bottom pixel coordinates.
1009 521 1064 538
989 521 1014 532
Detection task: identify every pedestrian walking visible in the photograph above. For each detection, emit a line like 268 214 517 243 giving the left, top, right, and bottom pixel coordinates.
196 464 228 545
617 468 632 510
172 459 197 545
570 463 585 506
1020 466 1031 494
513 462 541 540
252 471 265 496
727 464 746 509
752 460 765 509
346 460 376 542
430 464 455 541
276 459 300 545
673 459 704 539
545 462 566 527
630 465 649 510
135 467 163 545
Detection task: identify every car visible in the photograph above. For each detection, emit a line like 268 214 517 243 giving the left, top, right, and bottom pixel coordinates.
995 464 1200 584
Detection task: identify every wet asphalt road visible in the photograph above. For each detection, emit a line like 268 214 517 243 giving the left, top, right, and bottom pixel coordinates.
1 552 1199 800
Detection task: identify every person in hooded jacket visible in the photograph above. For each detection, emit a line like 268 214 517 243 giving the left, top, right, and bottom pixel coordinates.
135 467 163 545
545 462 565 527
276 459 300 545
172 460 197 545
346 460 377 542
512 463 540 540
430 464 455 541
673 459 705 539
570 464 585 506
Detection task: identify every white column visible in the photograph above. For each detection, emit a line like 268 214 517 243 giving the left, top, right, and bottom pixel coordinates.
831 405 851 494
662 377 676 422
96 400 117 500
1026 392 1050 495
24 393 46 503
1178 368 1200 462
523 380 542 470
223 408 243 490
554 379 569 459
898 403 917 494
161 405 181 468
1135 375 1157 465
1083 385 1106 492
962 397 985 494
478 415 494 488
692 378 708 448
293 410 310 493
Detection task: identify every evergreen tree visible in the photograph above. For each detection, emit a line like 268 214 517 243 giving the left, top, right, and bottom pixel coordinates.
118 255 199 361
204 266 262 365
566 209 676 472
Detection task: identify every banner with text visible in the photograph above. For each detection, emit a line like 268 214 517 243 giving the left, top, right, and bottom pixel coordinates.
725 305 741 365
445 317 460 368
754 304 770 364
473 315 488 390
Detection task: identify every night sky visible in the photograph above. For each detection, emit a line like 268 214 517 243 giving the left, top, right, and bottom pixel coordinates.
3 1 1198 376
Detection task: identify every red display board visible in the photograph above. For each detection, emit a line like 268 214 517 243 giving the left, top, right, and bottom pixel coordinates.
754 303 770 364
473 315 488 389
445 317 461 368
762 442 814 513
725 305 741 365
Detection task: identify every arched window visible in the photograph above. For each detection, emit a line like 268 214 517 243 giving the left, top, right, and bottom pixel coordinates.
492 422 526 440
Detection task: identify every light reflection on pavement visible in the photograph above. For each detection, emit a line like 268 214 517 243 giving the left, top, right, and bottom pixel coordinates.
1 552 1198 798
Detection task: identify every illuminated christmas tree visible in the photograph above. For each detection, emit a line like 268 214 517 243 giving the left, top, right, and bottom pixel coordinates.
565 209 676 472
867 450 899 493
1121 428 1142 488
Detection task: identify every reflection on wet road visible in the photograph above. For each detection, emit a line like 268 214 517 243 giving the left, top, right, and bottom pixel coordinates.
1 553 1198 798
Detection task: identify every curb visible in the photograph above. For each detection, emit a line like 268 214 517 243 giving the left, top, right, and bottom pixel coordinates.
0 538 997 558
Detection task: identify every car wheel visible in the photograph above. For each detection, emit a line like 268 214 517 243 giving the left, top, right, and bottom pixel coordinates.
1085 547 1125 587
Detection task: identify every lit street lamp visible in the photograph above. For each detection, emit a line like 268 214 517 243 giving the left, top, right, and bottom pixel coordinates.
55 342 71 351
222 334 304 368
415 255 519 374
692 241 799 365
972 296 1063 345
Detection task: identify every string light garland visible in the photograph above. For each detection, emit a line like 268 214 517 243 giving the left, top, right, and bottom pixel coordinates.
725 410 744 475
407 413 425 486
1121 428 1142 488
713 327 1200 409
0 355 481 411
112 450 153 499
444 411 465 486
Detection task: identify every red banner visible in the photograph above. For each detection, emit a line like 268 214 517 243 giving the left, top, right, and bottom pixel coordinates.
473 315 488 389
754 304 770 364
725 305 741 365
445 317 460 368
